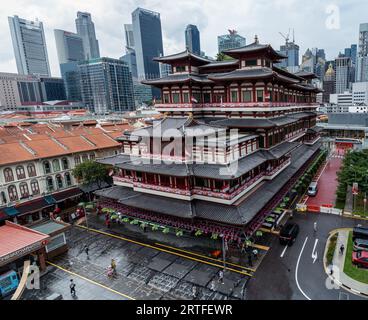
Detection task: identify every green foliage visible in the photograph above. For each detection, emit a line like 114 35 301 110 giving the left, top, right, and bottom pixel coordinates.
72 160 111 188
151 224 159 231
195 230 203 237
162 227 170 234
336 150 368 202
216 52 234 61
326 233 338 265
130 219 139 225
122 217 130 223
176 230 184 237
211 233 219 240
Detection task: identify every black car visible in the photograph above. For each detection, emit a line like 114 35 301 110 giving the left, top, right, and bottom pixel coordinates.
353 226 368 241
279 223 300 246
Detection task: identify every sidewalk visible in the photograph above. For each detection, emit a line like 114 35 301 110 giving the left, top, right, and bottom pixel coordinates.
331 230 368 296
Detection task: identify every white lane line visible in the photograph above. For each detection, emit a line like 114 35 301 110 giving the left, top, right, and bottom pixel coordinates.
280 245 288 258
295 237 312 301
311 239 319 264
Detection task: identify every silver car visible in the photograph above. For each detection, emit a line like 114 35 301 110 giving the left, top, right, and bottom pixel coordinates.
353 238 368 252
307 182 318 197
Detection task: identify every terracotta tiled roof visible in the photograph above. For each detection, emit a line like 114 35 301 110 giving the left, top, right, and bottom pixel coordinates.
0 222 49 260
0 143 35 165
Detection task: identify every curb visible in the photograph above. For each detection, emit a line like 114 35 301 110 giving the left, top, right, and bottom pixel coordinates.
323 229 368 298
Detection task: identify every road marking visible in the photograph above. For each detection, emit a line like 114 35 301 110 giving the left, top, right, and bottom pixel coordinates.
295 237 312 301
311 239 319 264
76 225 252 276
154 242 256 272
280 245 288 258
46 261 135 300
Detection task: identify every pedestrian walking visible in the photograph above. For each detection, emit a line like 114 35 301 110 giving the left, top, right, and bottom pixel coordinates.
313 222 317 233
252 249 258 259
70 279 76 297
340 244 345 255
111 258 117 276
218 270 224 284
248 253 253 267
85 246 89 260
192 286 197 298
210 280 216 292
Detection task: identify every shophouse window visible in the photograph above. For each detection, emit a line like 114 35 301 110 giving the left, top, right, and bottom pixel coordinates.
27 164 37 177
4 168 14 182
31 180 40 195
8 185 18 201
19 182 29 198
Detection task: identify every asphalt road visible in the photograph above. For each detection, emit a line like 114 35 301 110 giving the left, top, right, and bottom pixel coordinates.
246 212 368 300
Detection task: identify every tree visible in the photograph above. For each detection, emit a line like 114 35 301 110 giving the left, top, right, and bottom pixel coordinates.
216 52 234 61
336 150 368 202
72 160 111 189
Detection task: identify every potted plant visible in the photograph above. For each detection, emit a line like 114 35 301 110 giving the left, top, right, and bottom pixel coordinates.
151 224 159 231
195 230 203 237
211 233 219 240
162 227 170 234
176 229 184 237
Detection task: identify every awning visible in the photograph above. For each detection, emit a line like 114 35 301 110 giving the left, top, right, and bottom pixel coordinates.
44 195 56 205
52 188 83 203
16 198 54 215
4 207 20 217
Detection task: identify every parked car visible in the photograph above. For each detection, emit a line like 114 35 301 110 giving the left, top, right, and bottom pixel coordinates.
307 182 318 197
279 223 300 246
352 250 368 268
353 238 368 252
353 226 368 241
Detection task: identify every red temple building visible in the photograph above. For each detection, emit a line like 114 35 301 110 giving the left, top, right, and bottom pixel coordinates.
96 37 323 242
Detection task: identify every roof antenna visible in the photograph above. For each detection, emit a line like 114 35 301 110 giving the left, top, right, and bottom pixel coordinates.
254 35 259 44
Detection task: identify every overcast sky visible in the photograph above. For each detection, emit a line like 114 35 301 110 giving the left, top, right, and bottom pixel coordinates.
1 0 367 77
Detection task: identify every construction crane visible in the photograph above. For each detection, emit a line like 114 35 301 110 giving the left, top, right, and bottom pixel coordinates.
279 29 291 45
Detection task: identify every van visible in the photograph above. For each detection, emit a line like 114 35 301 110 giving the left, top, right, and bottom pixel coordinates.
353 226 368 241
279 223 300 246
353 238 368 252
307 182 318 197
0 270 19 299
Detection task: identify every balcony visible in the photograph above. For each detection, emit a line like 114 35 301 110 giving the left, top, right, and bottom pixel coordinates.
112 159 290 204
155 102 318 111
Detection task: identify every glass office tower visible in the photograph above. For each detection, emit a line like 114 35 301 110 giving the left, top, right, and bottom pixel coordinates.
8 15 51 76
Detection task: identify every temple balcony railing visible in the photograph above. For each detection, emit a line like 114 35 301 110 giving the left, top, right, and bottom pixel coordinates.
304 136 321 145
287 129 308 142
155 102 319 110
112 159 291 203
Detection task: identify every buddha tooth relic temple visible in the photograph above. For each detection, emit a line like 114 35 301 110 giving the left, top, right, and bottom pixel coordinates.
96 37 323 242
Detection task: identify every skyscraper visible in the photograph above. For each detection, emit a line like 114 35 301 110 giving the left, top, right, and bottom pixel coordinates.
185 24 201 55
8 15 51 76
323 63 335 103
356 23 368 82
335 56 352 94
54 29 85 64
218 30 246 53
132 8 164 80
124 24 135 49
78 58 135 114
75 12 100 60
278 42 299 72
54 29 85 101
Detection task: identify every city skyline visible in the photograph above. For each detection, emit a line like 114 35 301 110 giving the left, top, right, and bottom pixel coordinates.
0 0 367 77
